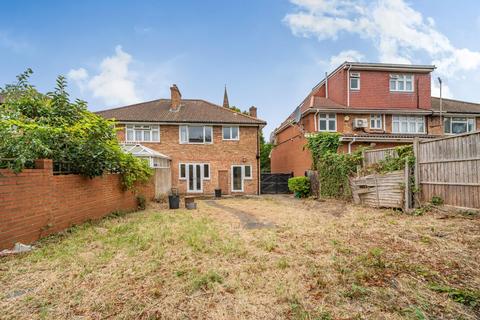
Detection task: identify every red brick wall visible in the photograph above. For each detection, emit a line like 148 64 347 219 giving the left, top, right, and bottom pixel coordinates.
117 124 260 195
315 70 431 110
0 159 154 250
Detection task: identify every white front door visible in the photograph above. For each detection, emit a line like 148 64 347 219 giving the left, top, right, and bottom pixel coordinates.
187 164 203 193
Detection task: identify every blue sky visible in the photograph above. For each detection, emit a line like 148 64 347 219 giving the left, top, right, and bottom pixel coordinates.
2 1 480 135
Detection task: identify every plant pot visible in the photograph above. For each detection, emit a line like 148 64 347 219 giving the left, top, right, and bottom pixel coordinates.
215 188 222 198
168 195 180 209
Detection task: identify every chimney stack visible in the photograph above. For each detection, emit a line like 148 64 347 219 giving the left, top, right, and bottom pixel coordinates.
170 84 182 111
249 106 257 118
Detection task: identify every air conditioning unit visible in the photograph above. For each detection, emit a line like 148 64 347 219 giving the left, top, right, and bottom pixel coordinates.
353 118 368 129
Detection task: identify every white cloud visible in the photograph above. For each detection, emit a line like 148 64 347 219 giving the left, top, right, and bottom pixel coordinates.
431 80 454 99
329 49 364 69
284 0 480 76
68 46 141 106
0 30 30 52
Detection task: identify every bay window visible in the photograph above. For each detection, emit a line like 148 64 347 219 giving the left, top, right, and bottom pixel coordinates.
444 117 475 134
179 125 213 144
126 124 160 142
392 115 425 134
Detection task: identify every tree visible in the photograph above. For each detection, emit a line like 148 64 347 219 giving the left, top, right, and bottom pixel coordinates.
259 130 273 173
0 69 152 189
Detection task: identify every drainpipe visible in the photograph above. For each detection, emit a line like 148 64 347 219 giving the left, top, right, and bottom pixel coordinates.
347 67 350 107
348 137 357 154
438 77 443 133
256 126 260 195
314 110 320 132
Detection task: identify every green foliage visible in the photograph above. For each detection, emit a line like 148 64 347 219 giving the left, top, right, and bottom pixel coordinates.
431 196 444 206
367 145 415 174
260 130 273 173
229 105 249 115
0 70 152 189
136 195 146 210
429 283 479 307
305 132 341 170
288 176 310 198
191 270 224 291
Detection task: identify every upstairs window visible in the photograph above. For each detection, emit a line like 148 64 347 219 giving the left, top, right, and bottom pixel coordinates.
222 126 239 140
126 124 160 142
444 117 475 134
390 74 414 92
370 114 382 129
179 125 213 144
392 115 425 133
349 72 360 90
318 113 336 132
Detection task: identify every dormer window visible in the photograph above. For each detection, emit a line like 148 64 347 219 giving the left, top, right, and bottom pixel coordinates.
350 72 360 90
390 74 414 92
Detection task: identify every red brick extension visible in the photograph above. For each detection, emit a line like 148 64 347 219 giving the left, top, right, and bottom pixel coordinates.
0 159 154 250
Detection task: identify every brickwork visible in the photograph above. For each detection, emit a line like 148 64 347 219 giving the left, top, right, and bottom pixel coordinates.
0 159 154 250
117 124 260 195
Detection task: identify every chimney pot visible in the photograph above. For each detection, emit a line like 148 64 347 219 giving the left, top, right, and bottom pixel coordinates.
170 84 182 111
249 106 257 118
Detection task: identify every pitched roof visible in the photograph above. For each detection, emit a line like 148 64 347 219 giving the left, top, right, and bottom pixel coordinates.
431 97 480 114
96 99 266 125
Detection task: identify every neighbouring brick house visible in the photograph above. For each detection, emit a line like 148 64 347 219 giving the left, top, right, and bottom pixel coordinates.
270 62 480 176
97 85 266 195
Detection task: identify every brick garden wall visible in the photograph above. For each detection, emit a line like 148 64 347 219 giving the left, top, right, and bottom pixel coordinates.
0 159 154 250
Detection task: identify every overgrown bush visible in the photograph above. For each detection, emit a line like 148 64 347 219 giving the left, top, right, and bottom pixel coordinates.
0 69 152 189
366 145 415 174
288 176 310 198
305 132 363 198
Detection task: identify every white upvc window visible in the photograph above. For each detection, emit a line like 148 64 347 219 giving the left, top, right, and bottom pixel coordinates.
231 164 253 192
203 163 210 180
178 162 210 179
390 74 414 92
179 163 187 179
126 124 160 142
350 72 360 90
318 113 336 132
444 117 476 134
392 115 425 134
179 125 213 144
222 126 240 140
370 114 382 129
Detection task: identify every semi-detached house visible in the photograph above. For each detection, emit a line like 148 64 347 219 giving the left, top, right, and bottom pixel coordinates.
270 62 480 176
97 85 266 195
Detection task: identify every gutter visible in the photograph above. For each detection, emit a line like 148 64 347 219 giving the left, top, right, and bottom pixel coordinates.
347 137 357 154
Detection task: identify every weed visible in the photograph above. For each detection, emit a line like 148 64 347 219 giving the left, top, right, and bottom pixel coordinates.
429 283 479 307
277 257 289 269
431 196 444 206
191 270 224 291
343 284 369 299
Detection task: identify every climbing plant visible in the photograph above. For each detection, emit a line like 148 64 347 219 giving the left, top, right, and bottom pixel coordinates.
305 132 341 170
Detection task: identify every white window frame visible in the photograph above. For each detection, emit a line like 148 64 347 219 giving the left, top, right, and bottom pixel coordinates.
318 113 337 132
370 114 383 130
444 117 476 134
222 126 240 141
392 115 425 134
231 164 253 192
125 124 160 142
349 72 360 91
179 163 210 180
179 125 213 144
390 74 414 92
179 163 187 180
203 163 210 180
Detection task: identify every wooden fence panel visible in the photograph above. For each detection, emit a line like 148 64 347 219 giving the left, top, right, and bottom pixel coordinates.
363 147 398 166
417 132 480 209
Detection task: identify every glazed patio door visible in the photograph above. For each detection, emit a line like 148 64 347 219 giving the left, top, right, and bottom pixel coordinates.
232 165 243 192
187 164 202 192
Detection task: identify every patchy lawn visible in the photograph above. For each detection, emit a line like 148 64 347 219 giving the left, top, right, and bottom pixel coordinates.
1 196 479 319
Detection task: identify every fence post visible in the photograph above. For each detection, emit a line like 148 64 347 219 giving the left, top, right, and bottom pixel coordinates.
413 137 420 208
404 158 410 211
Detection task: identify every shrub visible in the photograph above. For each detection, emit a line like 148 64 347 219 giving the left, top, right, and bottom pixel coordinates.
431 196 444 206
288 176 310 198
136 195 146 210
0 69 153 189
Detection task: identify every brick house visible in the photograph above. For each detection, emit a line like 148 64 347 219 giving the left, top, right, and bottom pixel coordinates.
270 62 480 176
97 85 266 195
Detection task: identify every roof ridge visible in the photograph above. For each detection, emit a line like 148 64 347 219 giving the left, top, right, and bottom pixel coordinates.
96 98 166 113
195 98 263 122
431 96 480 105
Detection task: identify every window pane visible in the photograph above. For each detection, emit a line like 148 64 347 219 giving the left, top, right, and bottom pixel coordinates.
188 165 194 190
468 119 474 132
390 80 396 91
188 126 204 143
203 164 209 179
409 122 416 133
319 120 327 131
152 131 159 141
350 78 359 89
417 122 424 133
233 166 242 191
452 122 467 133
126 130 134 141
444 118 451 133
180 126 187 143
231 126 239 139
196 164 201 190
223 127 230 139
328 119 336 131
398 81 404 91
205 127 212 142
135 131 142 141
393 122 399 133
401 122 408 132
406 81 412 91
244 165 251 178
143 130 151 141
180 164 186 178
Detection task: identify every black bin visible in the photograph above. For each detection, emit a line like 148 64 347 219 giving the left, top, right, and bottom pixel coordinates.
168 195 180 209
215 188 222 198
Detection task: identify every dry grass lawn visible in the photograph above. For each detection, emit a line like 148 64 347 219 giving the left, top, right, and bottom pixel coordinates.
1 195 479 319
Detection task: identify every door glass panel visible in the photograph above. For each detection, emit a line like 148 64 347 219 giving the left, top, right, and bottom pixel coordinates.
196 164 202 190
233 166 242 191
188 165 194 190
